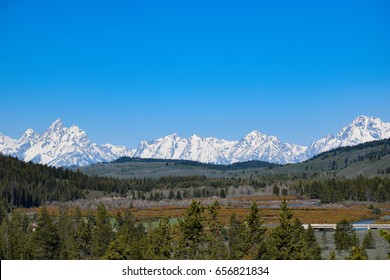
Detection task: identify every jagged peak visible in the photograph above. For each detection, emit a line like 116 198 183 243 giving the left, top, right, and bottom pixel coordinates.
24 128 36 135
245 130 264 138
18 128 38 142
189 134 202 140
163 133 179 140
244 130 278 141
351 115 382 125
47 118 64 132
69 125 84 132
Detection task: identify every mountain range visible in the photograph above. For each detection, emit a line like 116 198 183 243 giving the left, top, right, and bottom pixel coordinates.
0 119 133 167
1 116 389 167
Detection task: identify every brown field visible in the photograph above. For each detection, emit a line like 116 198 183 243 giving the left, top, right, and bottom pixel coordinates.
20 196 390 226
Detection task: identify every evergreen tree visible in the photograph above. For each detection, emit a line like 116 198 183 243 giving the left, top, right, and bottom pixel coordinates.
0 210 32 259
70 208 93 259
268 199 320 259
31 206 60 259
362 230 375 249
346 246 368 260
302 224 322 259
104 208 144 259
228 213 246 259
379 230 390 258
143 217 172 259
92 203 113 259
176 200 205 259
57 207 74 259
205 201 228 259
245 201 267 259
334 219 358 251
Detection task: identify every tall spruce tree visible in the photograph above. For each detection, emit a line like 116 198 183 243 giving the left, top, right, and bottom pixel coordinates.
104 208 144 259
143 217 172 259
205 201 228 259
268 199 321 259
362 229 375 249
92 203 113 259
176 200 205 259
334 219 359 251
228 213 246 259
245 200 267 259
31 206 60 259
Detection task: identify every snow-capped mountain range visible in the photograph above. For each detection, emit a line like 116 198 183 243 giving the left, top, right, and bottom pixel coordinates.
0 116 389 167
0 119 133 167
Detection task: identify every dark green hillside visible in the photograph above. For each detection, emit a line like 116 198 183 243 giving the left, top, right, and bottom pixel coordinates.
113 156 276 170
78 139 390 180
79 158 276 179
0 155 270 208
259 138 390 179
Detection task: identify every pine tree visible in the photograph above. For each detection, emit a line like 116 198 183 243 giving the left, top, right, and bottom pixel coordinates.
205 201 228 259
57 207 74 259
302 224 322 259
267 199 321 259
176 200 205 259
0 210 32 259
31 206 60 259
70 208 93 259
334 219 358 251
92 203 113 259
379 230 390 258
245 201 267 259
228 213 246 259
346 246 368 260
104 208 144 259
143 217 172 259
362 229 375 249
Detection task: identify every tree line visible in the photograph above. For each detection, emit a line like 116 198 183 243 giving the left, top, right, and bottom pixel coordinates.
1 154 390 209
291 176 390 203
1 198 382 260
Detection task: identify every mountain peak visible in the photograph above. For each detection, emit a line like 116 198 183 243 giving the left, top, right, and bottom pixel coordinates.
305 115 390 159
165 133 178 139
246 130 264 138
351 115 376 125
21 128 38 138
19 128 38 142
0 119 133 166
47 119 64 132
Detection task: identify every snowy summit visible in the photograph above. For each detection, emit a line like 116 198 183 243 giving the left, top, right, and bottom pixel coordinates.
0 116 389 167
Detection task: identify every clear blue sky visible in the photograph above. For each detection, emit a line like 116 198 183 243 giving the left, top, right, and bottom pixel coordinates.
1 0 389 147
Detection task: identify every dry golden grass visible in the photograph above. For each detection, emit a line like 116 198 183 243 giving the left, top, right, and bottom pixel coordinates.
20 198 390 226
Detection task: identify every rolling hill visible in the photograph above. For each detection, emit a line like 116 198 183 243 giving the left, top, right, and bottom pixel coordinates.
77 138 390 179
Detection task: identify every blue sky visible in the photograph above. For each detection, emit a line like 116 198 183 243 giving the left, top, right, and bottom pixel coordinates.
1 0 389 147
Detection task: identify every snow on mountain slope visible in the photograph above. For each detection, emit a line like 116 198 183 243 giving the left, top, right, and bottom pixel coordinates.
132 116 390 164
0 119 133 167
304 115 390 159
133 131 305 165
228 131 307 164
0 133 17 155
133 134 236 164
1 115 389 167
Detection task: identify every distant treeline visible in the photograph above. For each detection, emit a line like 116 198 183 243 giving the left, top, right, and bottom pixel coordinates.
1 154 390 208
0 155 268 208
292 176 390 203
112 157 277 170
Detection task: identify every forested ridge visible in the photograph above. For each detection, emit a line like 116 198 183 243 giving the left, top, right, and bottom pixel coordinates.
1 154 390 209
